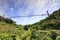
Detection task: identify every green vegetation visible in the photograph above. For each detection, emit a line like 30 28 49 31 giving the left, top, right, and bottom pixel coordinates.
0 9 60 40
30 9 60 30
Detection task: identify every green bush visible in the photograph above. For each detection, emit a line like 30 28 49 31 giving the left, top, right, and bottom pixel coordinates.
4 18 15 24
0 34 16 40
51 31 57 40
30 30 53 40
42 37 52 40
56 36 60 40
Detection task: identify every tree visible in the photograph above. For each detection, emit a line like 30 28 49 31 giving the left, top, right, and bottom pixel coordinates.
24 25 29 31
4 18 15 24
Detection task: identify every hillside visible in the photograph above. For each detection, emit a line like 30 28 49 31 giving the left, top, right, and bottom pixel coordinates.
0 9 60 40
0 18 24 40
0 21 17 33
29 9 60 30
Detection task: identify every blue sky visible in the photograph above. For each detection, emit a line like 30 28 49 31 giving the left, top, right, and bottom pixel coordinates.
0 0 60 25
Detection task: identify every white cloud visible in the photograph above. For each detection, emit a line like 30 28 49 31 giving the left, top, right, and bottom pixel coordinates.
0 0 59 24
16 0 60 24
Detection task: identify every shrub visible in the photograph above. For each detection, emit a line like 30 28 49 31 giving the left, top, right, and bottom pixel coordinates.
4 18 15 24
56 36 60 40
51 31 57 40
42 37 52 40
